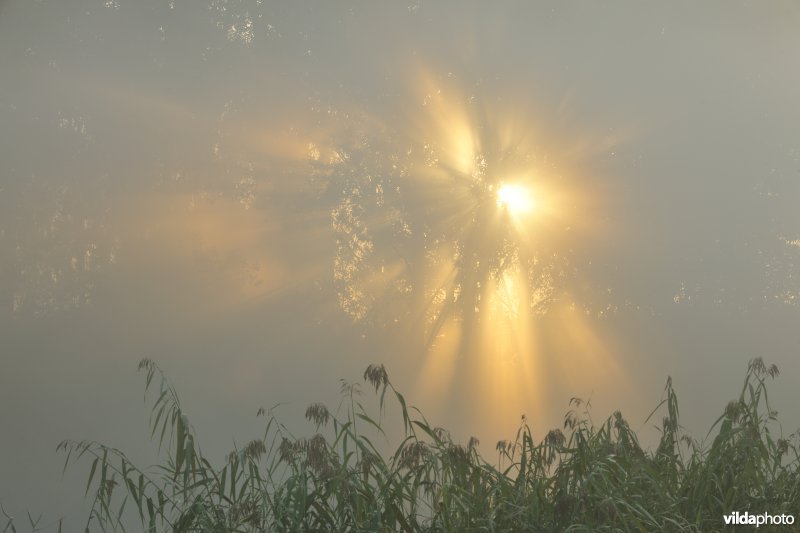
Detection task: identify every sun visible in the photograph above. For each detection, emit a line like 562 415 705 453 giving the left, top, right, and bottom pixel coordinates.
496 183 534 215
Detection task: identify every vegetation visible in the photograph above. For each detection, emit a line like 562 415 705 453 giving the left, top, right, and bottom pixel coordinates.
5 358 800 532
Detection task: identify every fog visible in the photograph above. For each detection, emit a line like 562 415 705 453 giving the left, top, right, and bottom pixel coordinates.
2 1 800 524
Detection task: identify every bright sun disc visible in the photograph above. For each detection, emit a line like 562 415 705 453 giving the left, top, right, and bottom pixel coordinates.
496 183 534 215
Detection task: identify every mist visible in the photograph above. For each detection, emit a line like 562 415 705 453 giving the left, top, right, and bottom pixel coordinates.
2 0 799 524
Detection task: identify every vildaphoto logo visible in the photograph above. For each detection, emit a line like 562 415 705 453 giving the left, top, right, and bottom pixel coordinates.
723 511 795 527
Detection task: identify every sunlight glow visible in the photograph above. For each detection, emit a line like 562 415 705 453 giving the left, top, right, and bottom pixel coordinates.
280 64 623 438
496 183 534 215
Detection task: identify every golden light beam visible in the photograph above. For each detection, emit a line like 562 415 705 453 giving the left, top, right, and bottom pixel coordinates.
385 66 633 440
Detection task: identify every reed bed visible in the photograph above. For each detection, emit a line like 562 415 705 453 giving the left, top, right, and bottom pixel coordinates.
6 357 799 532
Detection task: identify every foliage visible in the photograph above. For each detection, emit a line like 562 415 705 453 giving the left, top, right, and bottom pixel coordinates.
9 358 800 531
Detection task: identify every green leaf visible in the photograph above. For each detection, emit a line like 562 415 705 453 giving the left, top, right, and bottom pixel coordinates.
175 413 186 480
85 457 99 497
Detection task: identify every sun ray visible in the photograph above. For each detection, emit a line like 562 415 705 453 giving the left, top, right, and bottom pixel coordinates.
231 63 631 438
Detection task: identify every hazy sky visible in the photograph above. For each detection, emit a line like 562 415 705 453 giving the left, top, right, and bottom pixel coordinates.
2 0 800 525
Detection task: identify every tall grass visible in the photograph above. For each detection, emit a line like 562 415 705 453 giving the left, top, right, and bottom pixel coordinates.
9 358 798 531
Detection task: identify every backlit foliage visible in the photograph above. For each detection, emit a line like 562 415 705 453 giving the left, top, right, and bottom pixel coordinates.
32 357 800 531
